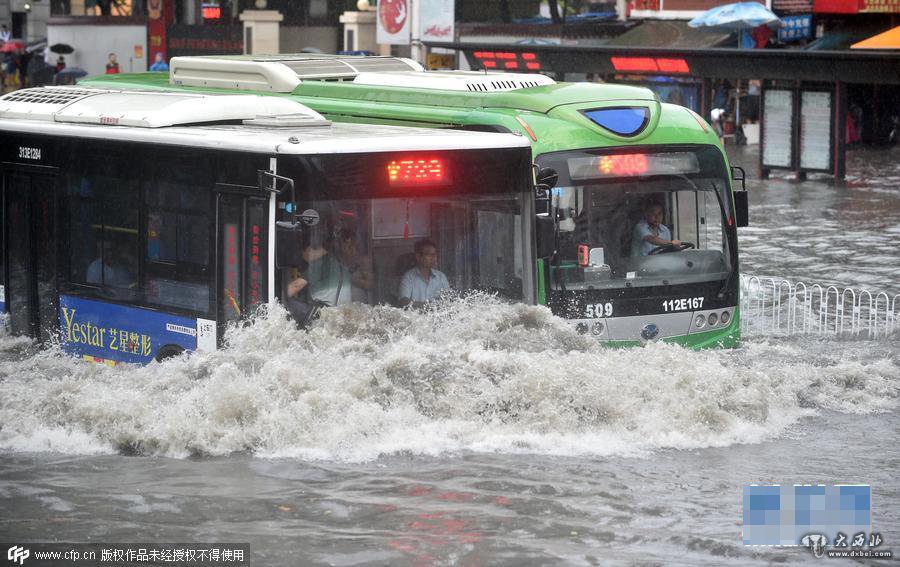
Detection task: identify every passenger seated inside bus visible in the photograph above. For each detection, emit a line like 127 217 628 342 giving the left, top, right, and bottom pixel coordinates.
397 238 451 309
280 196 524 324
286 227 374 308
86 237 136 293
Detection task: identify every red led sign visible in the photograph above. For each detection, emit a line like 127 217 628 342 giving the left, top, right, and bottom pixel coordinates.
568 152 700 180
597 154 649 176
610 56 691 74
387 158 449 187
471 51 542 72
202 4 221 18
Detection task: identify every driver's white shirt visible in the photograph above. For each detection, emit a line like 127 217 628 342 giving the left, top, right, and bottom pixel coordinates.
631 219 672 257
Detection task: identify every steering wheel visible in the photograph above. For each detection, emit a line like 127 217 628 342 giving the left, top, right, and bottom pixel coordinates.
649 242 695 255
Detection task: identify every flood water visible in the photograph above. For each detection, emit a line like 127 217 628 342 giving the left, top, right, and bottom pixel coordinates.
1 145 898 566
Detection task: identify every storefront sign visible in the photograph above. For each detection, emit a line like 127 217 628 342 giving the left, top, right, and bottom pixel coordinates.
420 0 454 42
860 0 900 12
167 25 242 57
427 53 455 70
778 15 813 41
814 0 900 12
377 0 411 45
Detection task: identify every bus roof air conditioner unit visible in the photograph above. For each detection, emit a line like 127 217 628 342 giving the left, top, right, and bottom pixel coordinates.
169 55 424 91
352 71 557 92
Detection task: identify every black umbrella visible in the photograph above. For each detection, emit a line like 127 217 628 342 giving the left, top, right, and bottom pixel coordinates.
56 66 87 77
55 66 88 85
50 43 75 54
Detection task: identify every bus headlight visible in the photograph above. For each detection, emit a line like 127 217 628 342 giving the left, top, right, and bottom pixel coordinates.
576 322 588 334
720 310 731 325
708 313 718 326
695 314 706 328
592 322 605 335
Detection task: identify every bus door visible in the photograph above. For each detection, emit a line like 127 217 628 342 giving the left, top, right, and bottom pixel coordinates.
215 186 270 326
3 168 58 341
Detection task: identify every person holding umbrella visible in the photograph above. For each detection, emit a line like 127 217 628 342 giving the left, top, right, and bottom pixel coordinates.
55 66 88 85
688 2 783 49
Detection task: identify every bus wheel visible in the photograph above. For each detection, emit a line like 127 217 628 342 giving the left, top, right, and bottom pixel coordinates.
155 344 186 362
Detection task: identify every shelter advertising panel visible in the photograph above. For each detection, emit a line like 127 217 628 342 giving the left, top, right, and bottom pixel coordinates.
799 90 833 172
762 88 795 170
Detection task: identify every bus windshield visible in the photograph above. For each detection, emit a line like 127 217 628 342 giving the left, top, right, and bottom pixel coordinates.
539 146 733 291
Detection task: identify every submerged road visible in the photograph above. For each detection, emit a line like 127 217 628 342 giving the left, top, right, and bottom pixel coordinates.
0 144 898 566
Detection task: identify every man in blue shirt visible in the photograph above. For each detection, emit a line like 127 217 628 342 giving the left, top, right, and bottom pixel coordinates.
631 202 681 256
398 238 450 308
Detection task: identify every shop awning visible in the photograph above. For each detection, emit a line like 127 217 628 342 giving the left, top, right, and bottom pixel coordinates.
851 26 900 50
606 21 732 48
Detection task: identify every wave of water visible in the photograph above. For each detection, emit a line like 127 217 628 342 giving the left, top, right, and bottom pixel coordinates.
0 296 897 462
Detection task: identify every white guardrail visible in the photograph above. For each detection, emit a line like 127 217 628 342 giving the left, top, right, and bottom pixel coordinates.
740 275 899 339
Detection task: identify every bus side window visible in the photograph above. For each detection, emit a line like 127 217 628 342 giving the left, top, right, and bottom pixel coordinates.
65 158 139 298
143 158 213 313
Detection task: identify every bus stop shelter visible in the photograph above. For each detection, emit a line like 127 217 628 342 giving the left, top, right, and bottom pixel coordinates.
427 41 900 181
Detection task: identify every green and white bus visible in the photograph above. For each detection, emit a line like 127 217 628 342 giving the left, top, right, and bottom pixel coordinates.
83 54 749 348
0 86 533 364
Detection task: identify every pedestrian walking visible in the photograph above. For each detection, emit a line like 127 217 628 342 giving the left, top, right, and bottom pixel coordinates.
17 51 29 88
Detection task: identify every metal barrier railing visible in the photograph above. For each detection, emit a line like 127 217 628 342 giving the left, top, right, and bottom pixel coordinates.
740 275 899 339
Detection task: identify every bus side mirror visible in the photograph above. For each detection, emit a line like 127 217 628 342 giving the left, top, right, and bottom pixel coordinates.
731 165 746 192
535 215 555 259
535 166 558 192
275 222 305 268
734 191 749 227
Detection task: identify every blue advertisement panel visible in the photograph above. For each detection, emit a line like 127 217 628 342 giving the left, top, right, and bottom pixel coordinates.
58 295 215 365
0 284 5 313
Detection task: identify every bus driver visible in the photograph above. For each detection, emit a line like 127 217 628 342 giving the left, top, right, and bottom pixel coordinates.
631 202 682 257
398 238 450 308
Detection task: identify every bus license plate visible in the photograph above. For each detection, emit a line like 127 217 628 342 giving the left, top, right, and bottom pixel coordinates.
662 297 704 312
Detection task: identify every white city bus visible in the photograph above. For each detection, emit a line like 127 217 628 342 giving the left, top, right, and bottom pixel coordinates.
0 87 533 364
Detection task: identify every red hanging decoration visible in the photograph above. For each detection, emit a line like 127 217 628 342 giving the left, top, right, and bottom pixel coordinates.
403 200 410 239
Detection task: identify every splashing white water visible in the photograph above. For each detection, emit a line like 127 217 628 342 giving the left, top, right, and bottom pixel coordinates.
0 297 896 462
